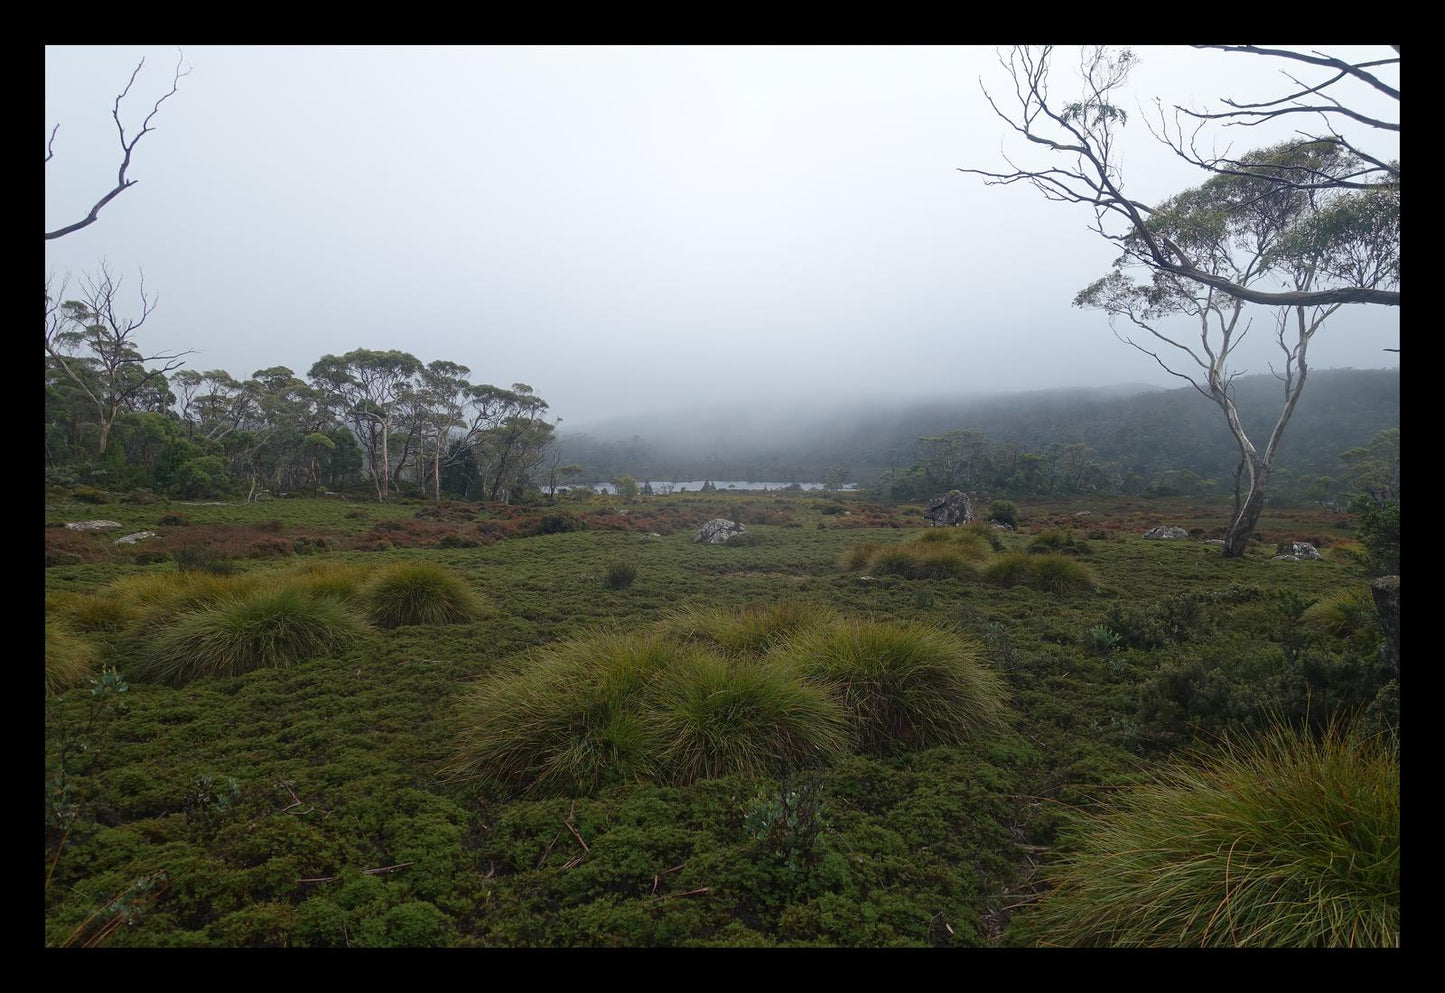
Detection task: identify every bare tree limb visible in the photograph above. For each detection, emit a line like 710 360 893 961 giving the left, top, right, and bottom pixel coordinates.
45 50 192 241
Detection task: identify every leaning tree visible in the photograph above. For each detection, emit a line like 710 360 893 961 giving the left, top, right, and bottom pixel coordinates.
963 46 1399 557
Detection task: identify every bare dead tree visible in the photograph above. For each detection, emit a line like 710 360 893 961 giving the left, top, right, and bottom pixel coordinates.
961 46 1400 310
44 263 191 454
45 50 192 241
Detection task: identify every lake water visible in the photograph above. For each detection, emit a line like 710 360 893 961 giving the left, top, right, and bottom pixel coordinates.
569 480 858 495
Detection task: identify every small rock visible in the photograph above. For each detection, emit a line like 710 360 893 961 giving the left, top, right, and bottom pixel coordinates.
1204 539 1226 546
1142 526 1190 539
114 531 159 544
1272 542 1322 561
696 519 748 544
65 520 123 532
990 521 1015 532
1073 511 1092 517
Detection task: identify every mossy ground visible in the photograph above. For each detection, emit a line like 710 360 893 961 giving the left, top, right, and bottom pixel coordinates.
44 491 1387 946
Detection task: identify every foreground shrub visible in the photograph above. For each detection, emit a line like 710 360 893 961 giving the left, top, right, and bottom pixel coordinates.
364 562 480 628
446 630 676 795
603 560 638 590
772 620 1006 754
664 601 839 656
647 653 850 784
134 588 366 686
46 622 98 695
1018 723 1399 947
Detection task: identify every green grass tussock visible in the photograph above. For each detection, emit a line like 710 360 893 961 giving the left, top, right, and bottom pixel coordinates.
284 560 376 602
646 652 851 785
662 600 839 656
46 621 98 695
364 562 481 628
1027 554 1098 594
1018 722 1399 947
1301 588 1376 640
446 629 676 795
771 620 1006 754
867 543 980 580
602 559 638 590
107 571 261 621
133 588 367 686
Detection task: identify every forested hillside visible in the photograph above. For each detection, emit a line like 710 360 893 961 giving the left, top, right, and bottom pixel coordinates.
558 368 1397 502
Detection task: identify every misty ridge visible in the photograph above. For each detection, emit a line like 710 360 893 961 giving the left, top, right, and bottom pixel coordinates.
558 368 1398 498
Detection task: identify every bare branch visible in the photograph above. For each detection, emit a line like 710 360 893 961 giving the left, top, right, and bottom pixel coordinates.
45 50 192 241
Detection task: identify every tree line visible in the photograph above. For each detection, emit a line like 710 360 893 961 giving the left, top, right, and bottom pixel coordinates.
45 304 558 504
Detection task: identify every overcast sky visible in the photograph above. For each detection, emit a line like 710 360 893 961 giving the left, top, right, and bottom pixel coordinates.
44 45 1399 430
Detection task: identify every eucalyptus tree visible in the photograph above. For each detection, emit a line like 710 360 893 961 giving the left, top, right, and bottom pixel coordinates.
308 349 423 502
962 45 1399 311
1074 140 1398 556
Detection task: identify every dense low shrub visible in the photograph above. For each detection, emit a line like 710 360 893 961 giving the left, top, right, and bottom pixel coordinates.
1016 723 1399 947
364 562 481 628
988 501 1019 528
73 485 110 505
133 588 366 686
771 620 1006 754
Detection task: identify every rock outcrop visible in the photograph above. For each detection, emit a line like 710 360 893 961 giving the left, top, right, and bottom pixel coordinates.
923 490 973 527
696 519 748 544
65 520 122 532
114 531 158 544
1142 526 1190 540
1272 542 1322 561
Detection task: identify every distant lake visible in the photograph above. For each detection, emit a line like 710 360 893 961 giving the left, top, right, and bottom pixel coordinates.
569 481 859 495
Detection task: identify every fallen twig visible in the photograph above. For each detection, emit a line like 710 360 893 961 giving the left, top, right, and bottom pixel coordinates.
564 819 590 853
297 862 414 885
536 831 562 869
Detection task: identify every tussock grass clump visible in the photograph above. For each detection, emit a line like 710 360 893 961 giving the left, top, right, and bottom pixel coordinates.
913 527 993 555
446 630 676 795
364 562 481 628
602 560 638 590
982 552 1033 587
46 621 98 696
1028 554 1098 594
838 542 886 571
66 595 139 633
285 560 375 602
663 601 839 656
107 571 261 620
772 619 1006 754
134 588 366 686
1020 723 1399 947
647 653 850 784
867 543 980 580
981 552 1096 594
1302 589 1376 640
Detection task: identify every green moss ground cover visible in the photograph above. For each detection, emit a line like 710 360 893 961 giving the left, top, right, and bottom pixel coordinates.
44 492 1394 946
